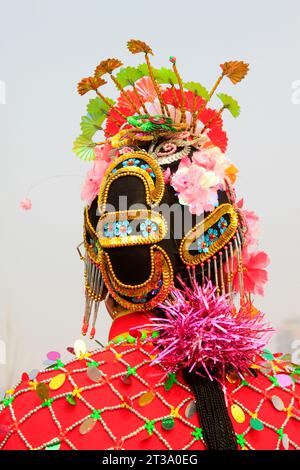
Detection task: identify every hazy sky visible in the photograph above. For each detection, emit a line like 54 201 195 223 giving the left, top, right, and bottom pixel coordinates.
1 0 300 387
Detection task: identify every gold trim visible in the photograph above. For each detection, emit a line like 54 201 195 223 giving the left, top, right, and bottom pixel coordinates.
180 203 238 265
100 245 161 293
84 206 98 239
83 207 102 263
111 129 154 149
98 152 165 212
99 170 153 210
97 209 167 248
99 245 173 311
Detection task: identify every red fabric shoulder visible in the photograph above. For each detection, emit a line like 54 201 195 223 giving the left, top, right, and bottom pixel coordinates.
0 338 299 450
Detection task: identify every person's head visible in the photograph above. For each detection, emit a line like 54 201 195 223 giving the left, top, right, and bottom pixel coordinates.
84 138 244 318
76 39 256 337
75 40 270 452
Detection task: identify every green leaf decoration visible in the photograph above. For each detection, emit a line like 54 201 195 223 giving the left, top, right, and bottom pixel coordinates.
116 66 144 87
74 97 114 161
73 134 96 161
217 93 240 118
87 96 114 115
137 63 151 77
81 96 115 139
154 67 178 85
184 82 210 101
80 116 101 139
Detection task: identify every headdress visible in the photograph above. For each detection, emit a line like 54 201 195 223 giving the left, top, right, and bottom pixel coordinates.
0 40 282 455
74 39 269 348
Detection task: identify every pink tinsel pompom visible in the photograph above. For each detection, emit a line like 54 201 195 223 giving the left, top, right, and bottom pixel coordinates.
20 198 32 210
149 278 273 382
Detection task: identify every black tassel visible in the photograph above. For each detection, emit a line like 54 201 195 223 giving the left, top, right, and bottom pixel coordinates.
184 369 237 450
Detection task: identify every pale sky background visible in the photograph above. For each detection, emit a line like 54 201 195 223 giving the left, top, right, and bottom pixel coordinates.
1 0 300 387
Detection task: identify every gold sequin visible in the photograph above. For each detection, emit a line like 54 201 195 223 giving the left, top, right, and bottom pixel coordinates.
138 391 155 407
231 404 245 423
49 374 66 391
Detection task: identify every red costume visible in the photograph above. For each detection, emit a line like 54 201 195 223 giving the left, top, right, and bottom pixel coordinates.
1 39 299 450
1 312 300 450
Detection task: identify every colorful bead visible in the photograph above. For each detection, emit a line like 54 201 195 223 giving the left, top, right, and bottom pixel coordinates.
127 366 137 376
41 398 54 408
195 217 230 255
103 222 116 238
191 427 203 440
144 420 155 436
115 220 132 237
236 434 246 447
103 219 160 239
120 375 132 386
119 158 158 180
90 409 102 420
53 359 65 370
218 216 228 234
140 219 158 237
207 228 218 243
122 158 140 167
162 417 175 430
140 163 156 178
197 235 209 253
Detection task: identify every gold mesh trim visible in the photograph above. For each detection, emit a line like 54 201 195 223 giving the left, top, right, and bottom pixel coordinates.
99 245 173 311
180 203 238 265
97 151 165 212
97 209 167 248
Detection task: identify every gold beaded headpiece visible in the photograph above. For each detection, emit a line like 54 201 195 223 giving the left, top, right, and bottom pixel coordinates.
74 40 268 340
74 39 249 162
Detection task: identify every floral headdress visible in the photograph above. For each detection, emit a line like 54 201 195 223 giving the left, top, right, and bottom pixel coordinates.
75 38 248 211
75 40 270 353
